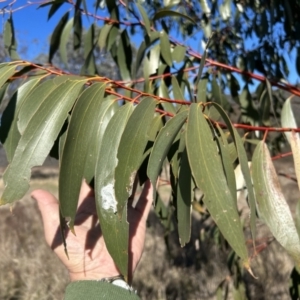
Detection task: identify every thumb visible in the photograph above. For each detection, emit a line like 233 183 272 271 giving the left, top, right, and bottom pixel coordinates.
31 189 60 246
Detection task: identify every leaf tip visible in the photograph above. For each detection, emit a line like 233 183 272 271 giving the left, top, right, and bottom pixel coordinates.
243 259 257 279
65 217 76 235
64 246 70 260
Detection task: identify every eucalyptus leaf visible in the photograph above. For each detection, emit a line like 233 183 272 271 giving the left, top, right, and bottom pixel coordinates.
291 131 300 192
252 141 300 267
186 103 249 267
117 29 132 81
18 80 61 133
210 102 257 246
0 79 86 204
95 103 134 280
73 8 82 50
216 124 237 206
153 9 196 24
281 96 297 143
59 83 108 230
135 32 160 77
1 77 42 162
196 77 208 102
59 17 74 67
0 63 18 89
0 82 9 107
172 45 186 63
98 23 113 51
172 76 184 101
195 48 207 90
177 147 192 247
4 15 19 60
148 109 188 196
115 98 157 215
49 11 69 63
160 31 173 67
136 2 151 36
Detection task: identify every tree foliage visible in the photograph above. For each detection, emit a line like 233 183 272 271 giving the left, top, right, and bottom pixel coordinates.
1 0 300 297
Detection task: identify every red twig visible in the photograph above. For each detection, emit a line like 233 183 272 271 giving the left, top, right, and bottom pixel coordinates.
272 151 293 160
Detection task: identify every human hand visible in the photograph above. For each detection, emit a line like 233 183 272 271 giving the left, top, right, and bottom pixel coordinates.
32 180 153 282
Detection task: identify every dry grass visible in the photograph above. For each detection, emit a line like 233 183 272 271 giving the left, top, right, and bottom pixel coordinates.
0 155 299 299
0 174 68 300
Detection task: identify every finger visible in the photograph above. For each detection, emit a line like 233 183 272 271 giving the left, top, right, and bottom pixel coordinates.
31 189 60 246
134 180 153 223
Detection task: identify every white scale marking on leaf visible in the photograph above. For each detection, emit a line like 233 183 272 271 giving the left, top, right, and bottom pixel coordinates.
101 183 117 213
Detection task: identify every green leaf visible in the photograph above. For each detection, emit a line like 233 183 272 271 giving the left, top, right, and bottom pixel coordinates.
216 124 237 206
81 24 96 75
252 141 300 267
17 80 60 133
291 131 300 192
47 0 66 20
195 48 208 91
59 83 108 229
230 74 240 104
170 130 186 179
196 76 208 103
172 45 186 63
160 31 173 67
107 25 119 52
171 76 184 100
265 78 277 127
177 147 192 247
0 63 18 89
186 103 249 267
59 17 74 67
115 98 157 216
117 29 132 81
158 81 176 115
136 2 151 36
106 0 120 21
239 85 259 126
281 96 297 144
135 32 160 77
210 102 257 245
49 11 69 63
0 77 42 162
84 24 95 60
211 77 229 109
73 5 82 50
148 114 164 142
98 23 112 51
143 44 160 80
0 79 86 205
153 9 196 24
147 110 188 195
0 82 9 108
95 103 134 280
4 15 19 60
259 89 271 126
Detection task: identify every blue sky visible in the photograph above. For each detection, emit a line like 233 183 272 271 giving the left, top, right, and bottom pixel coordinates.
1 0 89 59
1 0 145 59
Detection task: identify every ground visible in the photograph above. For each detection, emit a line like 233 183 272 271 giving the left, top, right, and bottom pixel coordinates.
0 145 299 300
